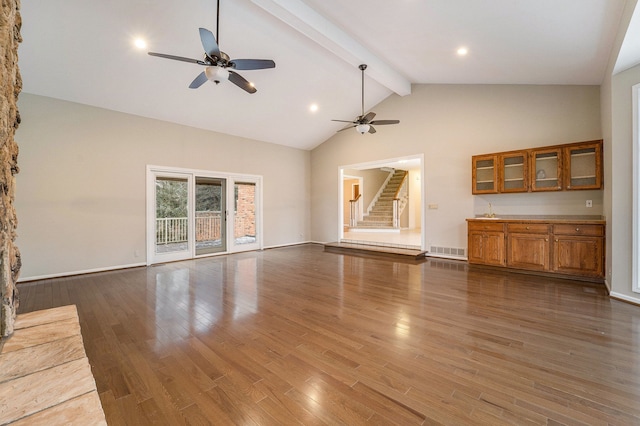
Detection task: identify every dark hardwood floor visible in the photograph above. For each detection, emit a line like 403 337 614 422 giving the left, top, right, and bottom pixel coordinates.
16 244 640 425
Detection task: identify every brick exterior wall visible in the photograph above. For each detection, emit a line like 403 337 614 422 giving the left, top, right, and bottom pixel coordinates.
235 183 256 238
0 0 22 347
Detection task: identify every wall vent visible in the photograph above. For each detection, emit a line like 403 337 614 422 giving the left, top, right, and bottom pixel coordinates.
429 246 466 258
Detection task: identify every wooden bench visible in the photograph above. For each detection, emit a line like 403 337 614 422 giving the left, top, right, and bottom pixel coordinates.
0 305 106 425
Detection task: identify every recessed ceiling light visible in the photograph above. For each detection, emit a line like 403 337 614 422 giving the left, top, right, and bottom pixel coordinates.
457 47 468 56
309 103 319 113
134 38 147 49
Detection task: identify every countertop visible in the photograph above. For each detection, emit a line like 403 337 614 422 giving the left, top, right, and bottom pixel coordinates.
467 215 605 224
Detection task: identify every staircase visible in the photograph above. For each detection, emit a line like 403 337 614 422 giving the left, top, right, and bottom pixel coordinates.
354 169 407 229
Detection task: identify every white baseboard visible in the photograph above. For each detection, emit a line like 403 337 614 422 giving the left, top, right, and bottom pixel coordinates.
18 262 147 283
263 241 319 250
609 291 640 305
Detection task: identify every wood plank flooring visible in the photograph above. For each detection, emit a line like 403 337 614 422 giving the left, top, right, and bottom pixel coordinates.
16 244 640 425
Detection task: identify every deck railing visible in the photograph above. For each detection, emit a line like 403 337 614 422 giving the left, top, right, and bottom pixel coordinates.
156 213 223 245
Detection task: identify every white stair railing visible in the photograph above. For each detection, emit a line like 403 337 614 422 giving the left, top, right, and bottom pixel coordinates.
349 194 362 226
392 173 409 229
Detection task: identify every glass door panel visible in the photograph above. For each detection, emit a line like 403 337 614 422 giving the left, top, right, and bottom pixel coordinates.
500 152 527 192
472 155 498 194
153 174 191 263
195 177 226 255
565 142 601 190
531 148 562 191
234 181 257 246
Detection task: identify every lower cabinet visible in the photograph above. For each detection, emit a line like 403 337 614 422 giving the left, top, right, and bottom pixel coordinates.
467 219 605 281
552 224 604 277
467 222 505 266
506 224 550 271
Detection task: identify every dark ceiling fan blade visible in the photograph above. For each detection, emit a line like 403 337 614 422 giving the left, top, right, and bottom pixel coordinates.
230 59 276 70
368 125 377 134
189 72 208 89
199 28 221 59
331 119 356 123
361 112 376 123
148 52 206 65
337 124 356 132
369 120 400 125
228 70 257 94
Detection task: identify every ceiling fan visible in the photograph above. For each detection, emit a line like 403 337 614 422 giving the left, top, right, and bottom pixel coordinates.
147 0 275 94
332 64 400 134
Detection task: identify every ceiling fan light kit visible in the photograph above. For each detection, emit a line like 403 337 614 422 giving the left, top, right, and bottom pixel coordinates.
332 64 400 134
147 0 275 94
204 66 229 84
356 123 370 134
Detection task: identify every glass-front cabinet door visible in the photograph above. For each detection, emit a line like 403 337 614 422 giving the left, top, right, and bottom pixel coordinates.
564 142 602 190
472 154 498 194
530 148 562 192
499 152 528 193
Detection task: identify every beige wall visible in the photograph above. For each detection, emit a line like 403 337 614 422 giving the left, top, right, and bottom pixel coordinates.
15 94 311 280
311 84 602 251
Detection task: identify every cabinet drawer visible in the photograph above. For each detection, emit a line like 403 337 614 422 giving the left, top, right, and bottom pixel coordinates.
553 224 603 237
468 221 504 232
507 223 550 234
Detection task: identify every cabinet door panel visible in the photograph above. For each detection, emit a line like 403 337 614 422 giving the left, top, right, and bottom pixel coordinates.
468 232 485 264
500 152 528 193
484 232 506 266
507 233 550 271
472 155 498 194
553 236 603 277
530 148 563 191
564 141 602 190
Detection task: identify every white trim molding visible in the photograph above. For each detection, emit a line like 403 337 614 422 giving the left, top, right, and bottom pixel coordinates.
632 83 640 293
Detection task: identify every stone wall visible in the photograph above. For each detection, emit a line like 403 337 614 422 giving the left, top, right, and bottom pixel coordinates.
0 0 22 348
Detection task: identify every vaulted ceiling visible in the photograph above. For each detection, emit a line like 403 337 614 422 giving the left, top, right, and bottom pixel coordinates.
18 0 630 150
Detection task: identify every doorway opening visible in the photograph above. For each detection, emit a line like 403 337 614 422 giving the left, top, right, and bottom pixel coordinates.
339 155 424 250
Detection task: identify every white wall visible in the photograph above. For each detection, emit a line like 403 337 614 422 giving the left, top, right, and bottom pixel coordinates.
609 64 640 300
311 84 602 252
600 0 639 302
15 94 311 280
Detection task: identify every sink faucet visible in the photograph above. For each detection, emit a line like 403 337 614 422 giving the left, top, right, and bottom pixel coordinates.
485 203 495 218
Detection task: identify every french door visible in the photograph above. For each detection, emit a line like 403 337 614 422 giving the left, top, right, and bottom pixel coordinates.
147 166 261 265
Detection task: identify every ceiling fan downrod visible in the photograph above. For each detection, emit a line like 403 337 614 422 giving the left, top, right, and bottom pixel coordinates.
360 64 367 119
216 0 220 45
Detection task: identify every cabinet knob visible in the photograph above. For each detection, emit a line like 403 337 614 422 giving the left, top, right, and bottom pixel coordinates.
526 226 530 230
555 239 559 242
575 227 580 232
545 238 548 242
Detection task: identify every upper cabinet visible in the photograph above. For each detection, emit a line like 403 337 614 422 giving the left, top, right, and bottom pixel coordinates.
564 141 602 190
500 151 528 193
472 140 602 195
472 154 498 194
530 147 562 192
